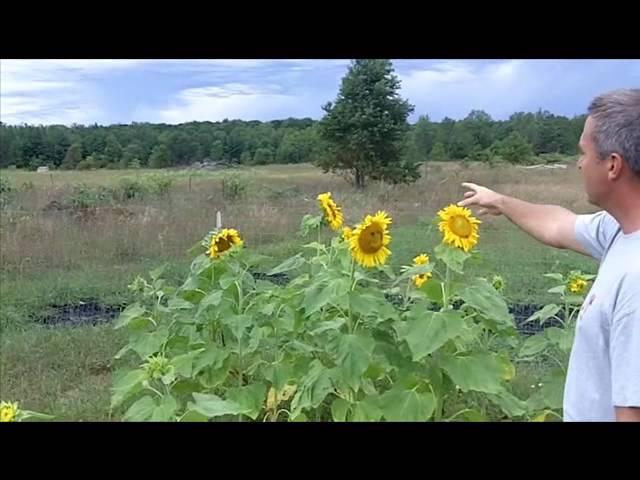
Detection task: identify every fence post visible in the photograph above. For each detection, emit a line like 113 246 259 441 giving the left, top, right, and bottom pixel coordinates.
216 211 222 229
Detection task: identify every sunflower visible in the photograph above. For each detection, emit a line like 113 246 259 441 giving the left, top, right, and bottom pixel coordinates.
207 228 244 259
317 192 344 231
342 226 353 241
568 277 588 294
437 204 481 252
412 253 432 288
349 211 392 268
0 401 19 422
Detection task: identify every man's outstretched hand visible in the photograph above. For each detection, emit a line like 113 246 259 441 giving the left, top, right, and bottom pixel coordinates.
457 182 504 216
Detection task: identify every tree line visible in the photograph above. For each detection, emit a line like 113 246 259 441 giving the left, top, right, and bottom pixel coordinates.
0 60 586 182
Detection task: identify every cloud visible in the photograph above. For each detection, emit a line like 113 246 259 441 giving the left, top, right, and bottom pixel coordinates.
0 59 143 125
134 83 305 124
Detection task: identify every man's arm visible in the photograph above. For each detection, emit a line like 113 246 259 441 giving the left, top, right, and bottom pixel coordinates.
457 182 590 256
616 407 640 422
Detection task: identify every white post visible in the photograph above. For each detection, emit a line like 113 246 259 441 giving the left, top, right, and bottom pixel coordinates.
216 211 222 229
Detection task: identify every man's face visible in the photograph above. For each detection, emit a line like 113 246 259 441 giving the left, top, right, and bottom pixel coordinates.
577 116 611 206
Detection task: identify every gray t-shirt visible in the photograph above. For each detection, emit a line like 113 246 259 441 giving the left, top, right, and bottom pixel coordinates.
563 211 640 421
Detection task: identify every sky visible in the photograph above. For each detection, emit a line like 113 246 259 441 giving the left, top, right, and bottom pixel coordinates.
1 59 638 126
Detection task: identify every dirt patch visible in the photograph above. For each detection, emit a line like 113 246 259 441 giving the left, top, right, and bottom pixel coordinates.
35 300 123 327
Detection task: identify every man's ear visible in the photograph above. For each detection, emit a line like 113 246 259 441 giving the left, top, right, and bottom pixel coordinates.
607 153 625 181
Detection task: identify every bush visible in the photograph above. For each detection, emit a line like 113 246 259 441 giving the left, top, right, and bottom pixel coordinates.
221 173 249 201
115 178 147 202
144 175 173 197
0 176 14 209
77 157 99 170
69 184 114 209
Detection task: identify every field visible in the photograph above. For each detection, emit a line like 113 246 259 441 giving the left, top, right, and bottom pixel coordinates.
0 161 598 421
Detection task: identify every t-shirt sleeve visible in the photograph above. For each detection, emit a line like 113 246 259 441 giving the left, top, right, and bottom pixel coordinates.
574 211 620 261
610 273 640 408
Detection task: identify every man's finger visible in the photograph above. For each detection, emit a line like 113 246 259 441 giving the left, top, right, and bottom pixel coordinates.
457 198 474 207
461 182 479 191
464 191 475 198
478 208 488 216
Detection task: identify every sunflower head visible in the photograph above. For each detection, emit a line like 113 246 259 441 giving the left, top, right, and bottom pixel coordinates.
342 226 353 241
491 275 506 293
568 276 588 294
0 401 19 422
317 192 344 231
349 211 392 268
207 228 244 259
412 253 432 288
437 204 481 252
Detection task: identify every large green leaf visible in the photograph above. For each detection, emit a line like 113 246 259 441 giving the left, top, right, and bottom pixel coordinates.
124 396 156 421
130 327 170 358
434 243 470 274
171 349 205 378
310 318 346 336
114 303 147 329
331 398 351 422
518 334 549 358
395 309 466 361
151 395 178 421
264 363 292 392
439 353 505 394
538 374 565 410
221 314 252 342
226 383 267 420
302 278 350 315
379 389 436 422
334 334 375 390
487 389 529 418
267 253 306 275
423 280 444 305
545 327 574 352
193 345 229 375
190 254 211 275
189 393 245 418
111 369 146 408
351 396 383 422
168 297 195 311
196 290 223 318
290 360 334 418
525 304 561 326
458 278 513 328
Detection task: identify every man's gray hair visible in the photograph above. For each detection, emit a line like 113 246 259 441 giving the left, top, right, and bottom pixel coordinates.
588 88 640 177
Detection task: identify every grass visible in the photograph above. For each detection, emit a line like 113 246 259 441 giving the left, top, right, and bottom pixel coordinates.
0 161 596 421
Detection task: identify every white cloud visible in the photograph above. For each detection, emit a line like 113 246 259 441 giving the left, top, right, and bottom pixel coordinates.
0 59 142 125
134 83 303 124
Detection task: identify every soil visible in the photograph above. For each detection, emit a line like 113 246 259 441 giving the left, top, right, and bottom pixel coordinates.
34 300 124 327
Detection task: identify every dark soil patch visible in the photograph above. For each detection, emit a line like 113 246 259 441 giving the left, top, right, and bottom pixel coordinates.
34 300 124 327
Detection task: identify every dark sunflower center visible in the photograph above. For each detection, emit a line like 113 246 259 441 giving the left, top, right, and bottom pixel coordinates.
216 237 232 253
449 216 472 237
358 224 383 254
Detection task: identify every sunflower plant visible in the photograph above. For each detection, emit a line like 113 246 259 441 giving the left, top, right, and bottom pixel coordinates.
0 400 53 422
111 196 548 422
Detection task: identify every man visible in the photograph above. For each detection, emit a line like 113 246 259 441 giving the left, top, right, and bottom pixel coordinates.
458 88 640 422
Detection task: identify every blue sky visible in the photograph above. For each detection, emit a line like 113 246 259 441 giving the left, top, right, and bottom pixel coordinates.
1 59 638 126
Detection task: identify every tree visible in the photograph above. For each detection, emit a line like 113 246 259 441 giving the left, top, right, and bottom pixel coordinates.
61 143 83 169
121 142 144 169
318 59 417 189
412 115 436 162
253 147 273 165
430 142 448 162
148 144 170 168
104 134 123 165
491 132 533 164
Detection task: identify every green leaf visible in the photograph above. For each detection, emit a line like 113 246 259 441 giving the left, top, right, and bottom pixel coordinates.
548 285 566 294
543 273 564 282
310 318 346 336
331 398 351 422
518 334 549 358
351 396 383 421
196 290 223 317
423 280 444 305
171 349 205 378
538 375 564 410
150 264 167 281
131 327 170 358
124 396 156 421
219 271 237 290
114 344 132 360
525 304 561 325
545 327 573 352
190 393 245 418
334 334 375 390
434 243 470 274
458 278 514 328
348 291 380 317
379 389 436 422
227 383 267 420
267 253 306 275
245 326 262 354
290 360 334 418
111 369 146 408
303 279 350 315
487 389 529 417
439 353 505 394
395 309 466 361
222 314 252 342
168 297 194 311
179 409 209 422
193 345 229 375
114 303 147 329
190 254 212 276
19 410 55 421
264 363 292 392
151 395 178 421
